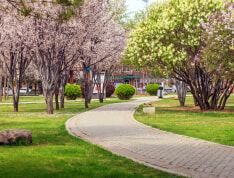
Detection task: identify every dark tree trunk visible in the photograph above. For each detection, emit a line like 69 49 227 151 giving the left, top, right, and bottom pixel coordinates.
99 97 103 103
55 86 59 110
175 63 234 111
13 100 19 112
11 76 20 112
0 66 2 102
175 79 187 107
83 67 92 108
3 64 7 101
58 73 69 109
34 83 37 96
26 83 30 96
85 82 89 108
60 90 65 108
59 80 66 109
45 92 54 114
192 94 199 106
6 79 9 100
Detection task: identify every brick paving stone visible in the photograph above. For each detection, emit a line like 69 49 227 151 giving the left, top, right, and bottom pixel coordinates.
66 96 234 178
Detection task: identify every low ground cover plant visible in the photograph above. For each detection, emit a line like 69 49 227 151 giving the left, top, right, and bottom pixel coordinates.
115 84 135 100
65 84 82 100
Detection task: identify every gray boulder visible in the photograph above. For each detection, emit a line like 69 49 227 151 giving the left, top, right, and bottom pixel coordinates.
0 129 32 145
143 107 155 114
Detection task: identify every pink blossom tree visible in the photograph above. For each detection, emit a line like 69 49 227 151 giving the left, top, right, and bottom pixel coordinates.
76 0 127 108
93 50 127 103
195 1 234 110
0 11 31 111
25 3 82 114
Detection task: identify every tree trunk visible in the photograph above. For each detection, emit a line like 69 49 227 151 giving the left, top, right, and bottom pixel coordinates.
3 64 7 101
59 85 65 108
84 79 89 108
99 93 104 103
26 83 30 96
146 73 149 86
88 81 93 104
34 83 37 96
59 73 68 109
84 81 89 107
45 92 54 114
60 91 65 108
6 79 9 100
193 96 199 106
13 100 19 112
0 67 2 102
175 80 187 107
135 78 138 95
11 77 20 112
55 86 59 110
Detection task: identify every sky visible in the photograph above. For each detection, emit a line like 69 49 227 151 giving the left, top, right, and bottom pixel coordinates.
125 0 158 15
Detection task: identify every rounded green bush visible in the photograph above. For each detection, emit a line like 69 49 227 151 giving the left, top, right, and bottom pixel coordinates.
146 84 160 96
65 84 82 100
115 84 135 100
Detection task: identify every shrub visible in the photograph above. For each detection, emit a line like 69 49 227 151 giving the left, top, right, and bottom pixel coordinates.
146 84 160 96
115 84 135 100
106 84 115 97
65 84 81 100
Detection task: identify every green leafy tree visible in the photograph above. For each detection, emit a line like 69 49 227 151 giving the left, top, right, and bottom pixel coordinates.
123 0 234 111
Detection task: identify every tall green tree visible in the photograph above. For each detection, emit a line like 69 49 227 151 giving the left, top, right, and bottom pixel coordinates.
123 0 234 110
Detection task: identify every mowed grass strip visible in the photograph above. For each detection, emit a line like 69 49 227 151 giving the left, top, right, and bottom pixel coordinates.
135 95 234 146
0 96 46 103
0 95 86 103
0 99 182 178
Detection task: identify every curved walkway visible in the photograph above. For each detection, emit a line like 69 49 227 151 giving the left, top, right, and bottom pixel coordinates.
66 97 234 178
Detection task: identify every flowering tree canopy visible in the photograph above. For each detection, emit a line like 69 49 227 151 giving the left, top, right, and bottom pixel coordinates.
26 4 83 114
199 1 233 78
0 7 31 112
124 0 234 110
2 0 84 22
75 0 127 108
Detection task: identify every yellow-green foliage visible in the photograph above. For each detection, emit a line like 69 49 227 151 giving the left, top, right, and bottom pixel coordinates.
123 0 225 72
65 84 81 100
146 84 160 96
115 84 135 100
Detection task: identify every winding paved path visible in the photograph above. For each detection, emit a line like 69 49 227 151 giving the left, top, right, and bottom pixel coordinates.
66 97 234 178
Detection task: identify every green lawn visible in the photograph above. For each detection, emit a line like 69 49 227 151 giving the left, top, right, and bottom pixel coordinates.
0 96 46 103
0 99 181 178
0 96 86 103
134 95 234 146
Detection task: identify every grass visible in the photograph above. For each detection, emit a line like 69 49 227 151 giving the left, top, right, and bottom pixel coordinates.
0 96 87 103
0 98 181 178
0 96 45 103
134 95 234 146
